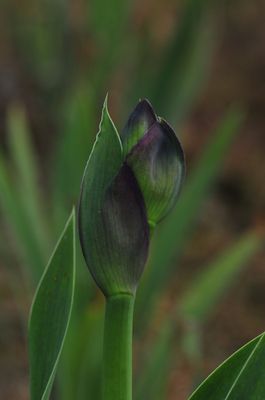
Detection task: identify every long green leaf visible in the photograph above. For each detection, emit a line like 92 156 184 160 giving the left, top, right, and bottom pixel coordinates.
128 0 215 121
188 333 265 399
151 0 215 119
52 83 96 229
136 109 243 326
179 232 262 323
135 324 172 400
8 0 68 86
88 0 131 89
7 104 51 254
0 152 46 281
29 209 76 400
58 304 104 400
179 231 262 361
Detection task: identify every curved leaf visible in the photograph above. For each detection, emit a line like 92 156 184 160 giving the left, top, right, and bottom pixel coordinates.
189 333 265 399
29 210 76 400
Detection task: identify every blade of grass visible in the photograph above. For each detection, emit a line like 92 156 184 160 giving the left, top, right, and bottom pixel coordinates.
52 83 96 230
135 109 243 327
0 152 46 282
179 232 262 323
57 297 104 400
135 323 172 400
151 0 215 119
166 21 214 122
7 104 51 254
127 0 215 122
75 310 103 400
88 0 131 90
179 231 263 362
29 209 76 400
89 0 130 50
7 0 69 87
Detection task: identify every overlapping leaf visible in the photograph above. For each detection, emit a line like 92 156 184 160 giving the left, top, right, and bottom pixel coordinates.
78 97 149 296
29 210 76 400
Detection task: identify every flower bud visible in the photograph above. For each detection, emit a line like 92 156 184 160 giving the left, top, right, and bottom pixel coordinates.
78 98 149 297
122 100 185 227
78 97 185 297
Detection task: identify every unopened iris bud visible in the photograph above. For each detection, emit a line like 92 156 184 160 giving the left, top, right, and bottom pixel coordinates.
78 97 185 297
122 99 185 227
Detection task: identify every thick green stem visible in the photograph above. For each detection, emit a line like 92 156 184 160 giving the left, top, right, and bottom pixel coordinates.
103 293 135 400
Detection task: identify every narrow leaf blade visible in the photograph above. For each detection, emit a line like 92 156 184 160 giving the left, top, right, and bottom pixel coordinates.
7 104 50 254
0 152 45 281
188 333 265 399
179 232 262 323
29 210 76 400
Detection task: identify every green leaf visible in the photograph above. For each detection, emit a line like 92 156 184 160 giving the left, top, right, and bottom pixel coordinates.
0 152 45 282
29 210 76 400
78 95 123 223
135 324 172 400
179 232 262 323
136 109 243 327
89 0 130 49
7 104 51 254
58 305 104 400
9 1 68 86
151 0 215 120
179 231 262 363
53 83 96 226
88 0 131 88
188 333 265 399
128 0 215 121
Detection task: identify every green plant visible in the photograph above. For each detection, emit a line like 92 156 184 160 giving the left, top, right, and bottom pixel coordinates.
78 98 185 399
2 1 264 399
27 99 264 400
29 210 75 400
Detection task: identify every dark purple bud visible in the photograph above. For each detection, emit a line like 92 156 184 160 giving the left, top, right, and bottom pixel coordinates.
122 99 157 155
121 99 185 227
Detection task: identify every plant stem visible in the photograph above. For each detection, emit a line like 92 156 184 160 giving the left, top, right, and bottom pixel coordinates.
103 293 135 400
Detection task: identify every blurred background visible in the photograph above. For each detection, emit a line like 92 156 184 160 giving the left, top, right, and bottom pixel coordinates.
0 0 264 399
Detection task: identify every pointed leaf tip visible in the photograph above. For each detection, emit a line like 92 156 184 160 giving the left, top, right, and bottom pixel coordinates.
98 95 122 153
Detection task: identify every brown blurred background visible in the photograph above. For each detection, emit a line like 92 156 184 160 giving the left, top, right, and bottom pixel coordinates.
0 0 264 399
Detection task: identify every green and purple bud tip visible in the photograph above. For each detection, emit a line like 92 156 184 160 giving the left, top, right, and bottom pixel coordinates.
78 97 185 297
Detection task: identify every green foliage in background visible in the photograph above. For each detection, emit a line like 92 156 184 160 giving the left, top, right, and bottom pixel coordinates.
1 0 264 399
